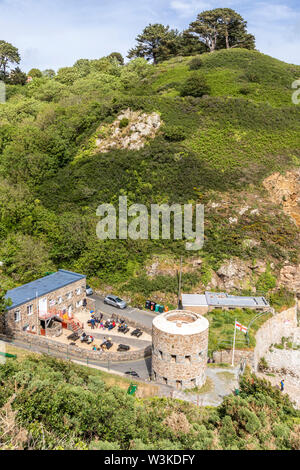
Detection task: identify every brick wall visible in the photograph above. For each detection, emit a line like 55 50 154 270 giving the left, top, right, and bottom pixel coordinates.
2 278 86 336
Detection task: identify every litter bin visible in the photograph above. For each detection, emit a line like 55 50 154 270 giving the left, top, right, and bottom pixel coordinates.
234 389 240 396
150 301 156 311
145 300 151 309
155 304 160 313
159 305 164 314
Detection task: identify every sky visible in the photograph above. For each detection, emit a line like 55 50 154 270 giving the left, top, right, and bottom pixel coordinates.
0 0 299 71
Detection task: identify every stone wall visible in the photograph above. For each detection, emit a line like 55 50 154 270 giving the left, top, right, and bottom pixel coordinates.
213 348 254 365
252 305 297 371
0 331 151 363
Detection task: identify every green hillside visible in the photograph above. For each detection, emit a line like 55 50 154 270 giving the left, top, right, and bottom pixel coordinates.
0 49 299 303
0 354 299 450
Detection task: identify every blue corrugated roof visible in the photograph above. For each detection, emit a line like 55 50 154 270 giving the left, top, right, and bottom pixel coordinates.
5 270 86 310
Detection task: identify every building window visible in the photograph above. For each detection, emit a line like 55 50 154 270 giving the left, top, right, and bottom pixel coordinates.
76 300 82 308
14 311 21 323
76 288 81 295
27 304 33 316
159 350 163 359
163 377 168 385
67 292 73 300
185 355 191 363
171 354 176 363
58 296 62 305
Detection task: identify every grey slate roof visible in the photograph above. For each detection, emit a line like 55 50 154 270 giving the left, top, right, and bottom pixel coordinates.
5 270 86 310
205 292 269 308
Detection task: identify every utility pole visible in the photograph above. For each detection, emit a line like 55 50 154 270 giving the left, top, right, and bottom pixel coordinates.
232 319 236 367
178 256 183 310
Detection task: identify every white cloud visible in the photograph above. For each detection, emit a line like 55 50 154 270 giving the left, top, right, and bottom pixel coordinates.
170 1 210 17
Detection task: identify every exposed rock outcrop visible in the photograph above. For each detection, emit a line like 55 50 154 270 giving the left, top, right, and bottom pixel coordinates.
263 169 300 227
95 108 162 152
216 258 254 291
279 263 300 293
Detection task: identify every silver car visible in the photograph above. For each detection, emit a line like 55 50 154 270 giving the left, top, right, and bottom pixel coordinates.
86 285 94 296
104 294 127 309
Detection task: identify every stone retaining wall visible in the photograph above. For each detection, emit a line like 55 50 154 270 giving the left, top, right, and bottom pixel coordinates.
252 305 297 371
0 332 152 363
213 349 254 366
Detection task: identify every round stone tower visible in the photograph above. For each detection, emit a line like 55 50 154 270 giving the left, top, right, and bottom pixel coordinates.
152 310 209 390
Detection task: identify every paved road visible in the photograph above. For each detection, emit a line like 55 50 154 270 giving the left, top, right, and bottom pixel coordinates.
90 294 157 330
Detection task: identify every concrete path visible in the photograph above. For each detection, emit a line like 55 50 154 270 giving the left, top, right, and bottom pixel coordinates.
160 366 240 407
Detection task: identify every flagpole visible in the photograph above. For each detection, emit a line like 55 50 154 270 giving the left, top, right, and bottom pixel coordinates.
232 319 236 367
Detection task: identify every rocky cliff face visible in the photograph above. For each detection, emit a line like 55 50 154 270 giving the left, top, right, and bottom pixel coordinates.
263 169 300 227
263 170 300 293
95 108 162 152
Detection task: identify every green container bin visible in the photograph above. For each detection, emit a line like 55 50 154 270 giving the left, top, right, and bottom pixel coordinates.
155 304 160 312
158 305 164 313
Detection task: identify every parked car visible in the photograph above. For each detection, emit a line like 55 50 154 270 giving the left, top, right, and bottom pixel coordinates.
86 285 93 296
104 294 127 309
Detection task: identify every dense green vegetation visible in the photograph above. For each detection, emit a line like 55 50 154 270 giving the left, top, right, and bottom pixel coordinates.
0 355 299 450
0 47 299 304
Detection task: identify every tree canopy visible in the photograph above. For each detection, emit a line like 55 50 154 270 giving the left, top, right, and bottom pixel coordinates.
127 24 181 64
188 8 255 52
0 40 20 81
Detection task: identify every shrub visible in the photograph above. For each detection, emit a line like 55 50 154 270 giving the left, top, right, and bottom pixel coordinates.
180 73 210 98
189 56 203 70
119 118 129 129
258 357 268 372
239 86 252 95
163 125 186 142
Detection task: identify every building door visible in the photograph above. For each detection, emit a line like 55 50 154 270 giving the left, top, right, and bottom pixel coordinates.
39 297 48 317
68 305 72 318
